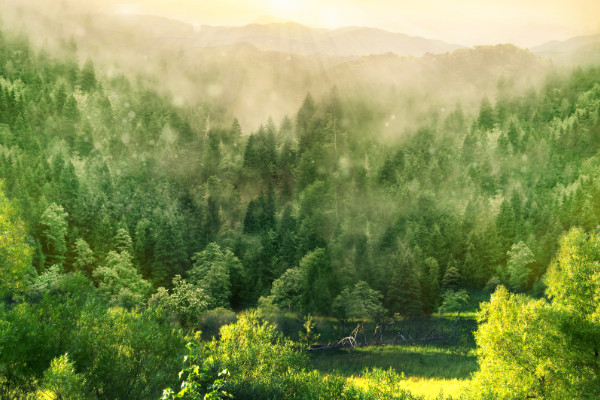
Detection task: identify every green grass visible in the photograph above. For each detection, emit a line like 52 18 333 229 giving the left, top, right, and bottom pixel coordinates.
303 290 488 399
309 344 477 379
309 344 477 399
265 290 488 399
400 377 471 399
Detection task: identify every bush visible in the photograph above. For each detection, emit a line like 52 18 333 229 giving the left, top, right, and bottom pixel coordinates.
200 307 237 338
41 354 93 400
438 289 470 314
208 310 306 381
149 275 209 329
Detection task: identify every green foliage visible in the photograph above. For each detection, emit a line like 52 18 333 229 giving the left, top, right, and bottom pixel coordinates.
472 286 565 399
29 264 64 295
72 238 94 276
149 275 209 328
270 267 303 310
333 281 385 321
437 289 470 314
483 276 501 292
39 203 68 268
3 23 600 399
545 228 600 320
74 307 186 400
473 228 600 399
40 354 93 400
298 314 321 347
421 257 440 313
388 249 422 316
209 311 306 381
506 241 534 291
441 266 461 290
478 97 496 131
299 248 332 314
79 59 96 92
199 311 376 399
92 250 150 308
199 308 237 338
113 228 134 255
358 367 417 400
189 243 243 309
0 186 33 298
0 271 184 399
161 339 232 400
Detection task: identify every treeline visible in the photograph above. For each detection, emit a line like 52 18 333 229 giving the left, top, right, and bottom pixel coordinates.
1 28 600 320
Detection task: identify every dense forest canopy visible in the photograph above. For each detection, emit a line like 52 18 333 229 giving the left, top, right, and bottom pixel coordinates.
1 4 600 398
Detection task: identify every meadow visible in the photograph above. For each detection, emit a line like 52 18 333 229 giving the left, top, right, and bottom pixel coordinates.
301 293 487 399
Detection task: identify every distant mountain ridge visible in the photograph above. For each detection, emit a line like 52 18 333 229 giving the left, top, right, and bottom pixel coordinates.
531 34 600 65
194 22 465 57
0 2 552 130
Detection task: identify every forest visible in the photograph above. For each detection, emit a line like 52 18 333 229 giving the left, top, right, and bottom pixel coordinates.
1 6 600 399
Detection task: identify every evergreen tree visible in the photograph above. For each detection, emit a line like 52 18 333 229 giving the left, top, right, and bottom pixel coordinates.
0 187 33 297
299 248 332 315
442 265 461 290
114 228 134 255
506 241 534 291
189 243 243 309
478 97 496 131
72 238 94 276
93 250 151 308
40 203 68 268
79 59 97 92
387 248 422 316
296 92 316 139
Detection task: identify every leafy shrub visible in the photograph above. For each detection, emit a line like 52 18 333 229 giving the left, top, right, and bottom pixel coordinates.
438 289 470 314
149 275 209 328
208 310 306 381
200 307 237 338
40 354 93 400
161 338 232 400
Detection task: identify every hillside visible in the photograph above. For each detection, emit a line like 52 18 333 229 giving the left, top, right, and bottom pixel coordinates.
531 33 600 65
1 1 600 399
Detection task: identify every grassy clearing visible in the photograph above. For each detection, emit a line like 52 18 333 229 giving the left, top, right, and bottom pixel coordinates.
260 291 488 398
309 344 477 379
309 344 477 399
401 377 471 399
303 291 487 399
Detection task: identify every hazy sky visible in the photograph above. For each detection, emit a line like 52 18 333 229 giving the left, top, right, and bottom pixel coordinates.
78 0 599 47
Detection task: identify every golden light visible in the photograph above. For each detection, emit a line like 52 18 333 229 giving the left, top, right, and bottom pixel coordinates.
268 0 300 18
112 3 140 15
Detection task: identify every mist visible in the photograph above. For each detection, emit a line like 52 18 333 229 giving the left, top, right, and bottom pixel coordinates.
2 1 600 398
0 0 558 134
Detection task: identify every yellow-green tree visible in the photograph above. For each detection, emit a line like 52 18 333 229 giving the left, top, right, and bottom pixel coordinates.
0 186 32 298
472 228 600 399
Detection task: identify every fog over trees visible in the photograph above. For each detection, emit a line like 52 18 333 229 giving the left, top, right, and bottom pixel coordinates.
1 2 600 399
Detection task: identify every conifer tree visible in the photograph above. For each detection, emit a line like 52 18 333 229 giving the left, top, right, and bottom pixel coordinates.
40 203 68 268
387 248 422 316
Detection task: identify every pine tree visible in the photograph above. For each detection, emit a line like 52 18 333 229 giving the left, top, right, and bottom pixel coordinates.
478 97 495 131
114 228 134 255
300 248 332 315
387 248 422 316
40 203 68 268
442 264 461 290
79 59 97 92
152 219 188 288
496 199 516 258
72 238 94 276
296 92 316 139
